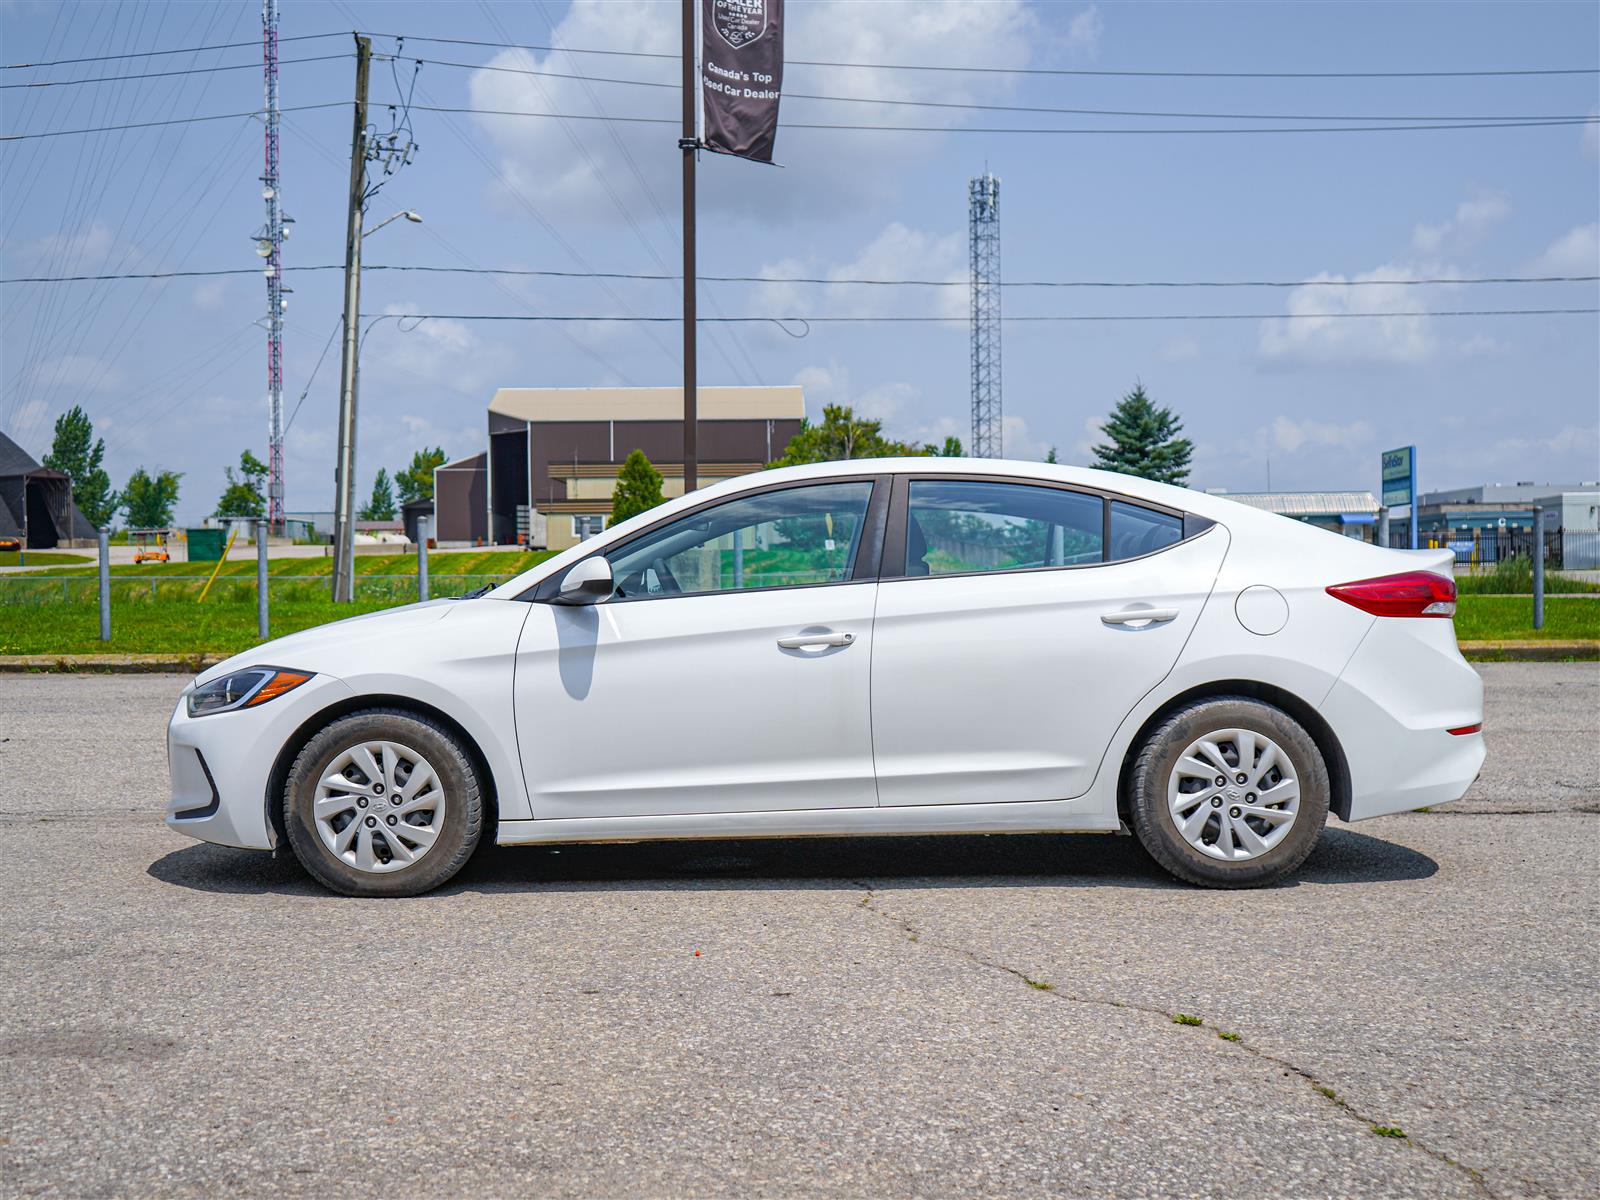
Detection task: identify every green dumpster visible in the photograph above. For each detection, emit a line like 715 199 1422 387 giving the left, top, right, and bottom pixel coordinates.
187 527 226 562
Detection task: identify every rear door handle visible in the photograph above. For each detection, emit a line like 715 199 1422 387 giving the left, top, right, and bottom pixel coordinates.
777 631 856 649
1101 607 1179 626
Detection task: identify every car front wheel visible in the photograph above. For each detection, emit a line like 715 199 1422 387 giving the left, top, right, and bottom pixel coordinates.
1128 696 1330 888
283 709 484 897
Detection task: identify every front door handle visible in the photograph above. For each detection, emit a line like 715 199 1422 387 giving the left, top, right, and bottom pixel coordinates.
1101 607 1179 626
777 631 856 649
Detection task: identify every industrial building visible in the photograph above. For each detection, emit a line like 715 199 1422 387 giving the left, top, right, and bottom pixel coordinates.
0 431 92 548
434 386 805 551
1204 490 1382 539
1415 481 1600 568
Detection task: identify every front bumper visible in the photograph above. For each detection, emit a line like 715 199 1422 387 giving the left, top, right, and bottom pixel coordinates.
165 672 355 850
1320 617 1486 821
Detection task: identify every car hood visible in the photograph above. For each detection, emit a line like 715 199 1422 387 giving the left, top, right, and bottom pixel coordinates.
194 599 459 686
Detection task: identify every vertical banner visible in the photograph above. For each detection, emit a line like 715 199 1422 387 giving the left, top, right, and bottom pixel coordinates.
700 0 784 163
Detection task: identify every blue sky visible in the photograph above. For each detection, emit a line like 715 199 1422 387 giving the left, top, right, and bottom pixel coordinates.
2 0 1596 524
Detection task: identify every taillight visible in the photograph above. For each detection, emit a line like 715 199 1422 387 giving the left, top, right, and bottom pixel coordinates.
1326 571 1456 618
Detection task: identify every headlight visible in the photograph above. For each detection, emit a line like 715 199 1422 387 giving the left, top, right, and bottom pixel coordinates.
187 667 312 717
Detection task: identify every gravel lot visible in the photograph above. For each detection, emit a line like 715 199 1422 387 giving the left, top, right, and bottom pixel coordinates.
1 663 1596 1198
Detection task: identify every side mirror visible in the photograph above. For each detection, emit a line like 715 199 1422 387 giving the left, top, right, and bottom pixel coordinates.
555 556 613 605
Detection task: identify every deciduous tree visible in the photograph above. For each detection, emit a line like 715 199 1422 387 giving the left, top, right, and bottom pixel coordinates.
609 449 665 528
42 405 117 528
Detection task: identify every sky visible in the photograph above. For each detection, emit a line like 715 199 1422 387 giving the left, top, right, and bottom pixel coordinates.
1 0 1597 525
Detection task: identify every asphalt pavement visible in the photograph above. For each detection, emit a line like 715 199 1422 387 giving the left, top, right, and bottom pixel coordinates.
1 664 1595 1198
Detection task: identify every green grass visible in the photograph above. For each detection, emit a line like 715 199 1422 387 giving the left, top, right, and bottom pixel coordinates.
1371 1126 1407 1139
1217 1031 1242 1042
1453 595 1600 641
0 550 92 567
1172 1013 1203 1027
1453 557 1600 595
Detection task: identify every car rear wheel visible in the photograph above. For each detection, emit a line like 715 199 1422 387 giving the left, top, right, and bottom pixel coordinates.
283 709 484 897
1128 697 1329 888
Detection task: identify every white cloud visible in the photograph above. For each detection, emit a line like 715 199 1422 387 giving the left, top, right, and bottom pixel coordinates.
192 279 230 311
1259 264 1437 365
1065 6 1104 57
1268 415 1373 455
467 0 1040 225
756 222 966 320
1072 415 1105 460
1412 192 1509 255
1530 223 1599 276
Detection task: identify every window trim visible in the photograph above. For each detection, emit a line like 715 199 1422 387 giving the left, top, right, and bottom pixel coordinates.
527 474 890 604
883 472 1213 584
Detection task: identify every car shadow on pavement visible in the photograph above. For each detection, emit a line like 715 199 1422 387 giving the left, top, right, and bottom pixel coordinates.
147 825 1436 897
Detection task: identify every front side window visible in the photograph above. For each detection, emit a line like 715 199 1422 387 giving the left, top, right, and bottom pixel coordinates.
605 481 875 600
905 480 1103 577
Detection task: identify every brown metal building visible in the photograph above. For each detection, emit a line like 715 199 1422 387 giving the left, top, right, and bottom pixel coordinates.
434 387 804 551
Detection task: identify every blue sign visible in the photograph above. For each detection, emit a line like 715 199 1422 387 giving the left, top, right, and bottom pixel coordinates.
1381 446 1415 508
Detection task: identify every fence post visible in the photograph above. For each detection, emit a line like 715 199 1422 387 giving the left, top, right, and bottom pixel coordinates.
98 528 110 642
1532 506 1545 630
1378 506 1390 548
257 518 270 639
417 516 431 602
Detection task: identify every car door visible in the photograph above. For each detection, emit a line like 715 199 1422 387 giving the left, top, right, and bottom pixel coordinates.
513 477 886 819
870 476 1228 807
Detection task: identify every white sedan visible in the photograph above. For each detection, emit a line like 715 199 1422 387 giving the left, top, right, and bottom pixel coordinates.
166 459 1484 896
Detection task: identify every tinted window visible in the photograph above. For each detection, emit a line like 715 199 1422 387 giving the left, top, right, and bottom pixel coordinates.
905 480 1103 577
605 481 874 599
1109 500 1182 561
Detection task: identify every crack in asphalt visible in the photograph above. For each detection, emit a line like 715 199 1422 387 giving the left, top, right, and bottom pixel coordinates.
849 880 1494 1199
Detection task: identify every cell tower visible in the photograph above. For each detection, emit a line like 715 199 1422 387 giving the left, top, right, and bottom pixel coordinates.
968 172 1002 459
257 0 289 531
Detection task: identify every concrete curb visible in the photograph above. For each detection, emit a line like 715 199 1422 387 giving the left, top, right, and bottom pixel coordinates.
0 654 226 674
1458 640 1599 662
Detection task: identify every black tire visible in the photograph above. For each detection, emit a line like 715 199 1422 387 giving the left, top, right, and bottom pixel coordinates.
1128 696 1329 888
282 708 484 897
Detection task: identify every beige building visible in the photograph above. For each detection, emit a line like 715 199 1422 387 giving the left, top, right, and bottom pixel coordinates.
433 386 805 551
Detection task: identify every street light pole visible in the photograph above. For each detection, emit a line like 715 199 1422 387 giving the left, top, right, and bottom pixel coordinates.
680 0 698 495
331 34 371 603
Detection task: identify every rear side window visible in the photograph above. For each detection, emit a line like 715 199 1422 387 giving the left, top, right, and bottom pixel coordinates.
906 480 1103 577
1109 500 1183 562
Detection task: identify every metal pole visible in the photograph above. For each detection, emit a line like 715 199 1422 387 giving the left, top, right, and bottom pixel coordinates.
680 0 698 494
1378 506 1390 548
1533 506 1545 630
257 518 270 639
98 527 110 642
1409 447 1419 551
332 35 371 603
417 516 431 602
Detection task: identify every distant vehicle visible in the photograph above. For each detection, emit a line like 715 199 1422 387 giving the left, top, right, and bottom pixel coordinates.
0 535 20 553
166 459 1483 897
130 528 171 564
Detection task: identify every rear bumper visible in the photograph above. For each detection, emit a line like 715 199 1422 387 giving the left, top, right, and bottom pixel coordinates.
1320 618 1485 821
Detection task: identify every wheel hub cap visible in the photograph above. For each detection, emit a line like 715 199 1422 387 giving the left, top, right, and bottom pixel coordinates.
312 740 446 874
1166 727 1300 862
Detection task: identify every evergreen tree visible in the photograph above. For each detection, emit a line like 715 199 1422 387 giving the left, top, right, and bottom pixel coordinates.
609 449 665 528
42 405 117 528
1043 446 1058 464
359 468 397 521
216 450 269 518
396 446 448 504
1090 384 1193 485
120 468 182 529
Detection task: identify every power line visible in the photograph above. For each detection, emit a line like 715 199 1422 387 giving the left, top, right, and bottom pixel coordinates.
0 53 351 89
0 100 348 141
363 307 1599 325
418 55 1597 124
1 31 349 70
412 103 1599 136
6 266 1597 288
360 33 1599 79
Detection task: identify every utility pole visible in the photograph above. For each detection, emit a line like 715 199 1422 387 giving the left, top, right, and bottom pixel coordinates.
680 0 698 494
332 35 371 603
260 0 288 535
